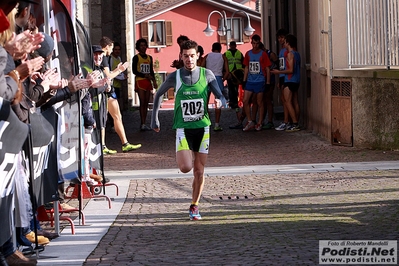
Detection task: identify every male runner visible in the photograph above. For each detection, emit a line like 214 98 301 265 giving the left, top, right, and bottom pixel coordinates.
151 40 225 220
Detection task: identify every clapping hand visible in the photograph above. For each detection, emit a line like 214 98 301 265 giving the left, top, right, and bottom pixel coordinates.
117 62 129 72
68 75 92 93
87 70 108 88
16 56 45 81
5 31 44 60
40 68 61 92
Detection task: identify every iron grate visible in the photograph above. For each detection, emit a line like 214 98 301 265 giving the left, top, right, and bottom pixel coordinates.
331 79 352 97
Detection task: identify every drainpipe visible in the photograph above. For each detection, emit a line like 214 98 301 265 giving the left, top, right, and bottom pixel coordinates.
125 0 136 106
261 0 271 49
321 0 333 79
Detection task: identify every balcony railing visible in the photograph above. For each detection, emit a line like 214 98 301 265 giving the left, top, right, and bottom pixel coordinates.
347 0 399 68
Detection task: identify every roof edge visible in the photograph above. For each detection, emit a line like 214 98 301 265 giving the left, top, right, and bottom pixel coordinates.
136 0 193 24
136 0 260 24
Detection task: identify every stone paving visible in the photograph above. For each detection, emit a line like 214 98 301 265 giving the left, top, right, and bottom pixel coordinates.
82 108 399 265
103 108 399 171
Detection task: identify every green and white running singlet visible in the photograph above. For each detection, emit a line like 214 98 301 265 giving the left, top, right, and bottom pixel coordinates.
173 67 210 129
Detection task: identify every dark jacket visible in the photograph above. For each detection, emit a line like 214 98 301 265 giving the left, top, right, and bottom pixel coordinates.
11 80 44 124
81 89 95 129
6 54 44 124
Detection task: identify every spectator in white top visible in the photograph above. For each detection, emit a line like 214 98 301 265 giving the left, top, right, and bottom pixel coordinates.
201 42 229 131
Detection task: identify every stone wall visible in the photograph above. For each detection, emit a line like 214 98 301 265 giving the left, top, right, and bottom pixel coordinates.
352 74 399 149
76 0 90 29
82 0 130 110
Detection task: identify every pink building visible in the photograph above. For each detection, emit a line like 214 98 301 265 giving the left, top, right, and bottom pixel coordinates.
135 0 262 87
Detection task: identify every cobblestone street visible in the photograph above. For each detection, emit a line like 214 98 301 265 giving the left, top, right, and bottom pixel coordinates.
84 170 399 265
80 108 399 265
103 108 399 171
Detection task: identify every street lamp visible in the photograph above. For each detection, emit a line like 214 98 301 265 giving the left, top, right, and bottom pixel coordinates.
203 9 255 42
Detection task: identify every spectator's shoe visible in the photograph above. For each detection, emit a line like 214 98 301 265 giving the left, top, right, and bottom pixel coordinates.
255 123 262 131
286 124 301 132
88 174 111 183
262 122 274 129
122 143 142 152
242 121 255 131
84 179 97 187
25 231 50 246
6 250 37 266
213 125 223 131
103 146 117 155
229 123 243 129
37 229 59 240
140 124 152 131
90 173 103 182
275 122 288 131
189 205 202 220
60 202 75 210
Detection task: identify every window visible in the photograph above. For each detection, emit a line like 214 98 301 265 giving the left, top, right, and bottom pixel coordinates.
219 17 250 43
149 21 164 46
227 18 242 42
141 21 173 47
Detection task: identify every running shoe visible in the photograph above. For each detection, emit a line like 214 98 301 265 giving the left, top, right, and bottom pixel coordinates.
275 122 288 131
255 123 262 131
122 143 142 152
262 122 274 129
140 124 152 131
103 146 117 154
189 205 202 220
213 125 223 131
286 124 301 132
242 121 255 131
229 123 243 129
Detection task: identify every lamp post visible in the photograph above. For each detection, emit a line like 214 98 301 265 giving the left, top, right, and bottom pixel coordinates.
203 9 255 45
